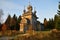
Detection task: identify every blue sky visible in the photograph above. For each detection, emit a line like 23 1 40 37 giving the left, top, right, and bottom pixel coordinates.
0 0 60 23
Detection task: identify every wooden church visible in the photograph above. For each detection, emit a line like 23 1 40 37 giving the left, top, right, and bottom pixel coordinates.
19 4 39 33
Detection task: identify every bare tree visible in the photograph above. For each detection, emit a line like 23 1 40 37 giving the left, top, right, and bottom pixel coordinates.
0 9 4 23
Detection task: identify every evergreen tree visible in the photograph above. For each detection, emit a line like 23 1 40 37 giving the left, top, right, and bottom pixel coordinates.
57 2 60 30
10 14 17 30
54 15 58 29
13 14 17 21
44 18 48 30
17 15 22 30
17 15 21 23
54 2 60 30
5 14 11 29
48 18 54 29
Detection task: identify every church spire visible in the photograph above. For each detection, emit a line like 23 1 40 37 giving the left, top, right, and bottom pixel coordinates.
23 6 26 13
28 1 30 5
27 1 33 12
34 7 36 14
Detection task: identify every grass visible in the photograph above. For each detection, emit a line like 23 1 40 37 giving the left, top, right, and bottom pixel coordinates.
0 30 60 40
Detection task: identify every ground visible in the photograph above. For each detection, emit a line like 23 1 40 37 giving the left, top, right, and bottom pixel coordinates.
0 30 60 40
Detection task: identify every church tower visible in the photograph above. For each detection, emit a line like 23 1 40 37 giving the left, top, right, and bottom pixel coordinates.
20 3 38 33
